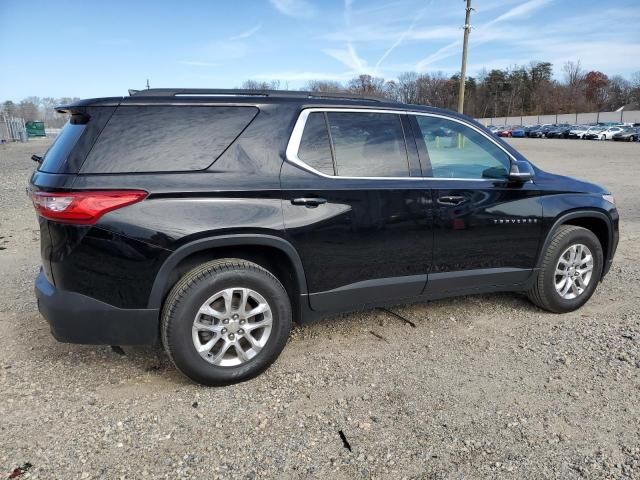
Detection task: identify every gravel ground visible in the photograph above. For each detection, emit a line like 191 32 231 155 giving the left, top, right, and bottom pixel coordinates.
0 137 639 479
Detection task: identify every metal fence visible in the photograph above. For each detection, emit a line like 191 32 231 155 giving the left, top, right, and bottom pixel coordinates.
477 109 640 126
1 115 27 142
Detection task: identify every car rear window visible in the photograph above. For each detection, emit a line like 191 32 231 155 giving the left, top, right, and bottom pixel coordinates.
81 106 258 173
38 116 87 173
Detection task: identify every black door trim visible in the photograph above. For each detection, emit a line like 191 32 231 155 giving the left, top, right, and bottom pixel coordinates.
306 274 427 312
426 267 534 294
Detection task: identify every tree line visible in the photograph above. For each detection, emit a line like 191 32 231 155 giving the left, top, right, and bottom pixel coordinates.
1 97 80 128
3 60 639 127
246 61 640 119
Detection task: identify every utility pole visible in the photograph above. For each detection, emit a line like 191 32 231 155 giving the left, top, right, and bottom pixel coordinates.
146 79 150 90
457 0 472 114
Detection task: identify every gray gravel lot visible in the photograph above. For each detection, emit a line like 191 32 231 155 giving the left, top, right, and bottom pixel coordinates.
1 137 639 479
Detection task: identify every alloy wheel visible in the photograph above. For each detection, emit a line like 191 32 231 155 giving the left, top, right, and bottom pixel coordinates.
554 244 594 300
192 287 273 366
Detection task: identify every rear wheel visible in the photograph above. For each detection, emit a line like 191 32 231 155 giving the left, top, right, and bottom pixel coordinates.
528 225 603 313
161 259 292 386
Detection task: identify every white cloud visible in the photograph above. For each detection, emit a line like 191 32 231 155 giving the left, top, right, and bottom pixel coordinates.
229 23 262 41
485 0 552 26
374 3 430 73
324 43 371 73
414 0 555 71
269 0 315 18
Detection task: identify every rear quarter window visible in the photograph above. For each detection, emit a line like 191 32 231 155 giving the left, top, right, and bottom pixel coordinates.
81 106 258 173
38 120 86 173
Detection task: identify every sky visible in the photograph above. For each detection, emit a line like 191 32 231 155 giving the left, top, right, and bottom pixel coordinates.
1 0 639 100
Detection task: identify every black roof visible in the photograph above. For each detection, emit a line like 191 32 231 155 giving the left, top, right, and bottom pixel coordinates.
129 88 394 103
57 88 403 111
54 88 479 126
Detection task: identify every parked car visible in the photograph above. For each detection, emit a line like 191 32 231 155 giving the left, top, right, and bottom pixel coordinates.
529 124 555 138
599 126 625 140
546 125 573 139
511 126 527 138
583 127 606 140
488 125 503 135
567 125 591 139
496 126 513 137
612 127 640 142
524 125 541 137
29 88 619 386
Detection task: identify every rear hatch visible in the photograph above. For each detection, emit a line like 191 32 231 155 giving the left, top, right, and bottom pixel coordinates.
29 104 118 284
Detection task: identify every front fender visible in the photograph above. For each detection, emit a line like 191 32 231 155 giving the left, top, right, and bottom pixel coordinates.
536 194 618 271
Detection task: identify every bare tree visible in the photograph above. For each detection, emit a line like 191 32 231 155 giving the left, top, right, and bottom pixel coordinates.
240 80 281 90
18 99 40 121
305 80 345 93
348 74 386 96
562 60 585 111
397 72 419 103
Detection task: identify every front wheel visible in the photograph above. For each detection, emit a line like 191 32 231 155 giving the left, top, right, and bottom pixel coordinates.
161 259 292 386
528 225 603 313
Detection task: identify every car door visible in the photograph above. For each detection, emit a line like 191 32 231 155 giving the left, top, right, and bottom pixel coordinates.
281 108 434 313
410 113 543 294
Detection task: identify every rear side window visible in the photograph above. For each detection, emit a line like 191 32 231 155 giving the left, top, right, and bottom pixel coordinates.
81 106 258 173
294 111 409 177
38 116 87 173
327 112 409 177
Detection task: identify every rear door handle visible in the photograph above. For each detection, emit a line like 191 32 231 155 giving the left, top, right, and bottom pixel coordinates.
437 195 467 206
291 197 327 207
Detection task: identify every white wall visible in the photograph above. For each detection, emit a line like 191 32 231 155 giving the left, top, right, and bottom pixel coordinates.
477 110 640 126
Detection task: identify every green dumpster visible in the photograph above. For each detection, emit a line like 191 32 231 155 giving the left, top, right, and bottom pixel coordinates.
26 121 46 137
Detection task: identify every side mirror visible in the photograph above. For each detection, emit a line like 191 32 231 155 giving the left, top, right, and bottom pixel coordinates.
508 160 534 183
31 155 42 163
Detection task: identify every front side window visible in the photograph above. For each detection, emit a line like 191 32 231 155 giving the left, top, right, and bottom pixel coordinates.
415 116 510 179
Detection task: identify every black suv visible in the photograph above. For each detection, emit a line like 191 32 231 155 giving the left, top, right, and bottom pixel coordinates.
30 89 619 386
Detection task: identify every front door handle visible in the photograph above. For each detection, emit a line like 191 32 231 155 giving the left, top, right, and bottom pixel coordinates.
437 195 467 206
291 197 327 208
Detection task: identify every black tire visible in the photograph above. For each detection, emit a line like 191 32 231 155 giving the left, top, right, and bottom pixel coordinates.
527 225 603 313
161 259 292 386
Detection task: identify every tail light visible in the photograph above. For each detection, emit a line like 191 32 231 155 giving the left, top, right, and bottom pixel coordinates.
30 190 147 225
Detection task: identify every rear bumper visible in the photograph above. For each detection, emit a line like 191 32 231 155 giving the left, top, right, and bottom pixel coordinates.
35 269 159 345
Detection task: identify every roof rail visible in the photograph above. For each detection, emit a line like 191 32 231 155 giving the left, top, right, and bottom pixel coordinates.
128 88 397 103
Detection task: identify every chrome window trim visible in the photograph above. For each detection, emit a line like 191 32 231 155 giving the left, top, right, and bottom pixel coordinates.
285 107 516 182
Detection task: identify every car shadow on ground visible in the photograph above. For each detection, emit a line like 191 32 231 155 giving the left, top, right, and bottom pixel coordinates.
25 291 544 387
